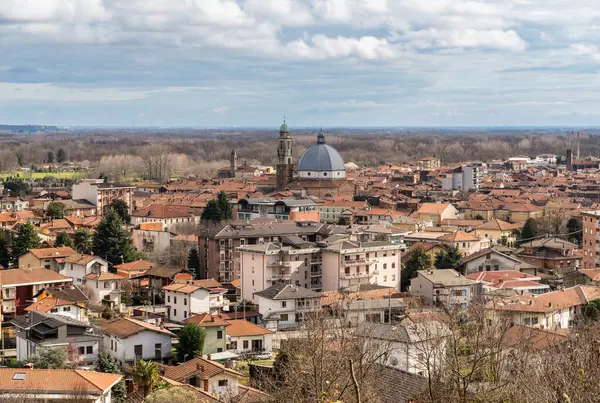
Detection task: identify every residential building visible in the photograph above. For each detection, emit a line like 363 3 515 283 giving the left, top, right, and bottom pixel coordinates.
97 317 175 366
0 196 29 212
12 312 101 365
582 210 600 269
415 203 459 225
0 368 121 403
114 259 153 278
184 313 230 355
441 164 483 192
486 285 600 330
59 254 110 285
564 269 600 288
419 157 441 170
317 200 370 223
460 247 536 275
410 269 483 310
518 238 581 274
466 270 549 295
437 231 490 256
254 283 322 331
0 268 72 318
163 281 229 322
131 204 199 231
323 291 407 328
18 246 77 271
235 198 320 221
24 297 87 321
162 356 246 400
132 222 172 253
473 219 522 247
72 179 135 216
226 320 273 355
83 272 126 309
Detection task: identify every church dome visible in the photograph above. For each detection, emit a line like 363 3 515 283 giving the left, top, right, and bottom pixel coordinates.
279 121 290 133
297 132 346 179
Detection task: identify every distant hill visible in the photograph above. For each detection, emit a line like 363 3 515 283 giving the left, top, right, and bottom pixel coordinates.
0 125 62 133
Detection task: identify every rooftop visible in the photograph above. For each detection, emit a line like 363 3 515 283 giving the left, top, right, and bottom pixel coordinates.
416 269 478 287
0 369 121 395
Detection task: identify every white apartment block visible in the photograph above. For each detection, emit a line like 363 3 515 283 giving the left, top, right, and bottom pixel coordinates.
162 282 229 322
441 164 484 192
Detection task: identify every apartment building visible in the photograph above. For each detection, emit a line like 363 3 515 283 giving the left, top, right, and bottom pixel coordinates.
582 210 600 269
198 221 350 283
163 280 229 322
239 237 402 302
18 246 77 271
72 179 135 216
518 238 581 274
419 157 441 170
235 198 320 221
441 164 484 192
410 269 482 310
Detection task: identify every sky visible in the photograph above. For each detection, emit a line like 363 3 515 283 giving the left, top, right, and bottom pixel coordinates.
1 0 600 127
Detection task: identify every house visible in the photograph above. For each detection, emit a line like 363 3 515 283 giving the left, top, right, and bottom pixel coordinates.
0 196 29 212
518 238 581 274
163 281 227 322
254 283 322 331
473 219 522 247
459 247 535 275
466 270 549 296
360 321 449 376
72 179 135 216
403 242 448 264
564 269 600 288
114 259 153 278
162 356 246 400
12 312 101 365
236 198 320 222
0 368 121 403
415 203 458 225
316 200 370 223
225 320 273 355
32 285 90 316
410 269 483 310
486 285 600 330
83 272 126 309
437 231 490 256
97 317 175 366
184 313 230 355
132 223 173 254
59 254 110 285
18 246 77 271
0 268 72 318
24 297 87 322
130 204 199 231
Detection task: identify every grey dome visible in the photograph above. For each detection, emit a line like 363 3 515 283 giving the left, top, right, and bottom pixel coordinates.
297 132 346 172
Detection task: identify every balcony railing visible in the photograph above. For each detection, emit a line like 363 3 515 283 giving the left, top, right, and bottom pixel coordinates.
311 259 322 264
341 272 372 279
268 274 292 281
310 283 322 290
310 270 322 277
267 261 293 268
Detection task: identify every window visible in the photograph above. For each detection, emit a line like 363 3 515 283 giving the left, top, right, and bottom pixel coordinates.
174 309 177 317
383 263 387 270
155 343 162 360
345 267 350 275
184 298 187 306
184 311 187 318
392 275 396 281
281 301 287 308
217 330 223 339
217 347 223 353
63 307 70 312
392 263 395 269
51 308 58 313
243 340 249 349
252 280 255 286
167 295 170 303
79 347 85 355
174 296 177 304
218 379 228 387
383 276 387 282
86 346 93 354
104 282 109 288
280 314 289 321
111 340 114 351
134 345 143 358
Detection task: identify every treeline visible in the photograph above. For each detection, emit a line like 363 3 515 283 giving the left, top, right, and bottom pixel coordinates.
0 129 598 174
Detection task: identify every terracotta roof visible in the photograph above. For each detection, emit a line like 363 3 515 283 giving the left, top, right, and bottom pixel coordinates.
184 313 230 327
25 246 77 259
417 203 453 214
162 357 244 383
192 279 222 288
131 204 194 219
230 279 241 289
113 260 153 272
476 219 522 231
162 283 206 294
97 317 175 338
438 231 479 243
467 270 538 283
580 269 600 282
225 320 272 337
0 267 71 286
84 272 128 281
171 234 199 243
502 325 569 351
63 253 102 265
488 285 600 313
25 297 78 313
0 368 121 394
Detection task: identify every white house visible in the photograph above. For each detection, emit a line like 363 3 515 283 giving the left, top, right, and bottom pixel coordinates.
0 368 121 403
225 320 273 355
83 272 126 309
97 317 175 366
163 281 229 323
254 283 322 331
25 298 87 322
60 254 110 285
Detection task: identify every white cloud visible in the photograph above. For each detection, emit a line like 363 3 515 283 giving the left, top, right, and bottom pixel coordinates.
284 35 396 60
406 29 526 51
0 82 150 102
211 106 229 115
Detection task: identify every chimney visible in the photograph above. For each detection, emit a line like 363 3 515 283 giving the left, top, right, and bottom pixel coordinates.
203 378 209 392
207 354 211 361
125 379 134 393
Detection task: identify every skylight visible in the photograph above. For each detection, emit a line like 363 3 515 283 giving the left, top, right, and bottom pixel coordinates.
13 373 26 380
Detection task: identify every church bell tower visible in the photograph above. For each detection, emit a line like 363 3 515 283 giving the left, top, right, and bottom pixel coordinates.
276 118 294 190
230 149 237 178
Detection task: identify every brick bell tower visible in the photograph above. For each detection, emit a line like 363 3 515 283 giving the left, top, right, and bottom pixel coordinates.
276 118 294 190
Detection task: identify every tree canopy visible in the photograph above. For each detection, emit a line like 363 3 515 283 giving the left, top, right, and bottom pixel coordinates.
95 353 127 403
110 199 131 224
434 246 462 270
519 218 538 244
12 222 41 263
187 248 200 279
401 246 432 292
54 231 73 248
176 323 206 362
145 387 197 403
46 201 67 219
74 227 93 254
92 209 139 264
0 228 12 268
56 148 67 163
201 191 233 222
28 347 71 369
131 360 159 397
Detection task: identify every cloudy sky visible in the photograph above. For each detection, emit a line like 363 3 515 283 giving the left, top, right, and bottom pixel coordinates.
1 0 600 127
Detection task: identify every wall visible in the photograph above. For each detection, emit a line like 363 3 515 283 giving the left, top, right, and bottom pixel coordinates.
104 331 173 364
72 182 99 206
202 326 228 355
228 333 273 354
166 288 210 322
132 229 172 253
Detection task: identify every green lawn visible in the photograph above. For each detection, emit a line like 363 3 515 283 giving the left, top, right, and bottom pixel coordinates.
0 171 82 180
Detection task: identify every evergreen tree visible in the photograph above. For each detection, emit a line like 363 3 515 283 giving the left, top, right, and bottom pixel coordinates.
567 217 583 244
55 231 74 248
0 228 12 268
201 192 233 222
56 148 67 163
16 152 24 166
110 199 131 224
47 151 55 163
434 247 462 270
28 347 71 369
434 250 446 269
401 246 432 292
92 210 138 264
217 191 233 220
201 199 222 221
12 222 41 263
519 218 538 244
187 248 200 279
96 353 127 403
74 227 93 254
176 323 206 362
46 201 67 219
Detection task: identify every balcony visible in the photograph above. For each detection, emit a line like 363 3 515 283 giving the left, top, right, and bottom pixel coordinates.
341 272 372 279
268 274 292 281
267 260 293 268
210 298 230 310
310 283 322 290
343 258 376 266
310 270 322 277
311 259 322 265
